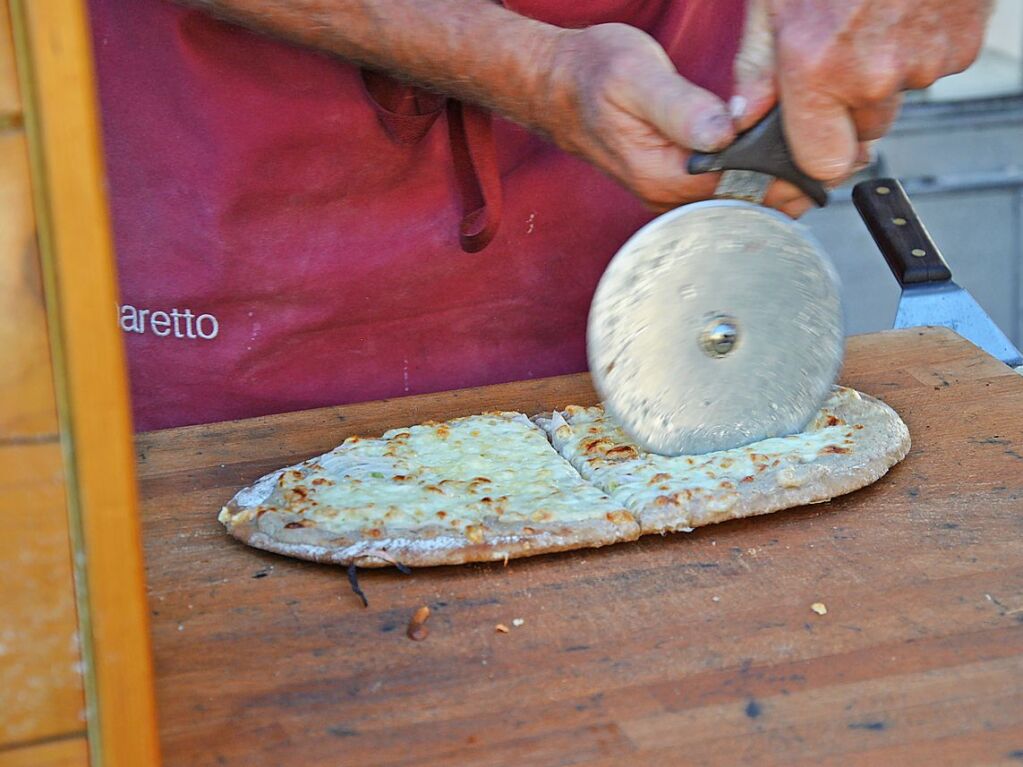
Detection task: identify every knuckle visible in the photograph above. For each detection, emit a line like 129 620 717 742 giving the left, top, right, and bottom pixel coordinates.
946 35 984 75
857 70 901 103
904 61 944 91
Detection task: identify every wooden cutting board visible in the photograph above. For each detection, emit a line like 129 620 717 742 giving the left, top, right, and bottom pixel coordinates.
136 327 1023 767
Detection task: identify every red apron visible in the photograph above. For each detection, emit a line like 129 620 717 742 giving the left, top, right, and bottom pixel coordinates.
87 0 744 430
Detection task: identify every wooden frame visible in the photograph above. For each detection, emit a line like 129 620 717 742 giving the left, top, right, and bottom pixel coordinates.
9 0 161 764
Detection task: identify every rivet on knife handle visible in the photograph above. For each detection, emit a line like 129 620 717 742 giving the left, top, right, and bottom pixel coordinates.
851 178 952 286
687 108 829 207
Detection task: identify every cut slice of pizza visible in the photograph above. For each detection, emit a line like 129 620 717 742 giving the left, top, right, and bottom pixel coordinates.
219 411 639 567
535 386 910 535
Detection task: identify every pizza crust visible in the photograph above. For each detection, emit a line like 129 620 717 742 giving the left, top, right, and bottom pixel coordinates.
220 511 638 568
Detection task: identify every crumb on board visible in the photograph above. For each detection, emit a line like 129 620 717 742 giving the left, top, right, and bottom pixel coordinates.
495 623 510 633
811 602 828 615
407 605 431 641
712 596 721 603
512 618 524 627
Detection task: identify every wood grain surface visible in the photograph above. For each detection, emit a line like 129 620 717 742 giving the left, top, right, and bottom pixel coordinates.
137 328 1023 767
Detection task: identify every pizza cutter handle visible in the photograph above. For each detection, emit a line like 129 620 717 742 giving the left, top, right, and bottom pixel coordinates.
687 108 829 207
851 178 953 285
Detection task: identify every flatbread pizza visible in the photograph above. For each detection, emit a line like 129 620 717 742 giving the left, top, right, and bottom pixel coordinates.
218 412 639 567
534 386 910 535
220 387 910 566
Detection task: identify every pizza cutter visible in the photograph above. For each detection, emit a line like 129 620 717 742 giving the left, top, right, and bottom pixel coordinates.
587 109 844 456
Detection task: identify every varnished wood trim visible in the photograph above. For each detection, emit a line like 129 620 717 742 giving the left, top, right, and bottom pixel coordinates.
9 1 161 765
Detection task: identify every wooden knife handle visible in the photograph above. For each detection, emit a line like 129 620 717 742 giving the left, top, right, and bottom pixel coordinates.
852 178 952 286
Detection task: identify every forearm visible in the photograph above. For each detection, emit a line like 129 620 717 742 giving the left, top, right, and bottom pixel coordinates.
179 0 565 130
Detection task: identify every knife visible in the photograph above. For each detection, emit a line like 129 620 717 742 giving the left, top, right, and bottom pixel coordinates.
852 178 1023 369
587 108 845 456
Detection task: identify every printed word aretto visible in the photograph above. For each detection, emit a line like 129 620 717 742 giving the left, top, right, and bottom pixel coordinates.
118 304 220 340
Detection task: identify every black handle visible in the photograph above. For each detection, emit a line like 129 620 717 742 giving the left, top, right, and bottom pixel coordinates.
687 108 829 207
851 178 952 285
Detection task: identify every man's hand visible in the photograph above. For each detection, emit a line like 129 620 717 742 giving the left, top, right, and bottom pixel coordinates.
736 0 993 183
538 23 812 216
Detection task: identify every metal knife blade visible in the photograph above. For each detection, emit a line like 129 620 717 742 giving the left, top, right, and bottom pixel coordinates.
852 178 1023 368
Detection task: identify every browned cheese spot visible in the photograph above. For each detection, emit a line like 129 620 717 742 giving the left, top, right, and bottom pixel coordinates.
649 472 672 484
673 488 695 504
719 480 735 489
583 437 614 454
606 510 633 525
284 521 310 529
653 495 674 507
718 458 734 469
826 415 844 427
741 475 755 483
425 485 445 494
365 528 382 538
606 445 639 461
436 511 447 519
819 445 850 455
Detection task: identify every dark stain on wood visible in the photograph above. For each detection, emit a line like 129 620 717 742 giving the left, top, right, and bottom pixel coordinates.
849 721 887 731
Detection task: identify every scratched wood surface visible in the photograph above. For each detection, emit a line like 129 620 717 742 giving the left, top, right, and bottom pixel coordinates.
137 327 1023 767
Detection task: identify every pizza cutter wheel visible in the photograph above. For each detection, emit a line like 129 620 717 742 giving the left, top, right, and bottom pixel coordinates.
588 109 844 456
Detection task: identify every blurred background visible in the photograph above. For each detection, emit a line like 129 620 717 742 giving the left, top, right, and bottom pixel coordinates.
804 0 1023 344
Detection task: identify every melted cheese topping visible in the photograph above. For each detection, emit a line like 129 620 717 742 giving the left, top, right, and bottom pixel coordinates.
221 412 630 540
541 387 864 521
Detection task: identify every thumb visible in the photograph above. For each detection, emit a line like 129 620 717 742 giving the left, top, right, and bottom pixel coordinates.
730 0 777 131
630 70 734 154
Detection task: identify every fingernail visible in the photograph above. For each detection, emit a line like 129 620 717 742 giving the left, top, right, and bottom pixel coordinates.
694 113 732 151
729 95 747 120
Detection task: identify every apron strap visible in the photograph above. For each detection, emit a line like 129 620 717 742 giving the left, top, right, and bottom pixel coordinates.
447 100 503 252
360 70 503 252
